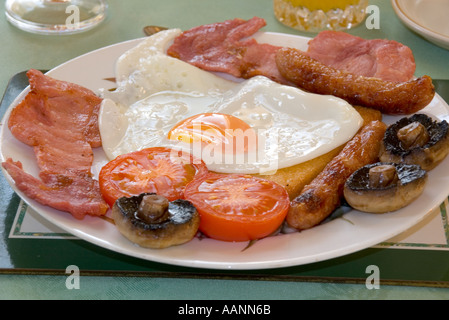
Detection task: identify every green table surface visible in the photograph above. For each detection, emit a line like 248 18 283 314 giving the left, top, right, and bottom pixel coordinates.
2 0 449 300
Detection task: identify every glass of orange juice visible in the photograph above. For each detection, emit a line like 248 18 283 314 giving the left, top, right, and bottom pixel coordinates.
274 0 369 32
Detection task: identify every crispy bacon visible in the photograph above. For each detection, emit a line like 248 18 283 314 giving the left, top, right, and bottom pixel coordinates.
2 69 108 219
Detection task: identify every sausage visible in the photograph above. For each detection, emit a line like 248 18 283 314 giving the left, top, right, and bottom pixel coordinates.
275 48 435 115
286 120 387 230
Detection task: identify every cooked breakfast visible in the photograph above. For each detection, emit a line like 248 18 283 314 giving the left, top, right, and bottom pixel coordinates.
1 17 447 249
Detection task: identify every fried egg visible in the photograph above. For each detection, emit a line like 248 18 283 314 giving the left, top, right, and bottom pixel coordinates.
102 28 235 107
99 29 363 174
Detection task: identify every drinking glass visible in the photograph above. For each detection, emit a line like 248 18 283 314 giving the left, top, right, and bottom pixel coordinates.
5 0 107 35
274 0 368 32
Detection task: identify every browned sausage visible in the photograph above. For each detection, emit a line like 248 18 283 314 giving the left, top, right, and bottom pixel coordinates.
287 120 387 231
275 47 435 115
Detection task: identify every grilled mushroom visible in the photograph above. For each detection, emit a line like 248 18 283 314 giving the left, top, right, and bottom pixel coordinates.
379 114 449 171
112 193 200 249
343 162 427 213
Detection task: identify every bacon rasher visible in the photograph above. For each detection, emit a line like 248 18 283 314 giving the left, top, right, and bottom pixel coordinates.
167 17 290 85
2 69 108 219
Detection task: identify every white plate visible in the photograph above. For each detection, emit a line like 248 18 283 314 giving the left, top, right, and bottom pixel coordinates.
2 32 449 270
392 0 449 51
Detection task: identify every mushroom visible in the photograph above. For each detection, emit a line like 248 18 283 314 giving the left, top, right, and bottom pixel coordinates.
343 162 428 213
112 193 200 249
379 114 449 171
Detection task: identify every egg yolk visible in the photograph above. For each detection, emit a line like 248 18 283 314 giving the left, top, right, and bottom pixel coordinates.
168 113 257 154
